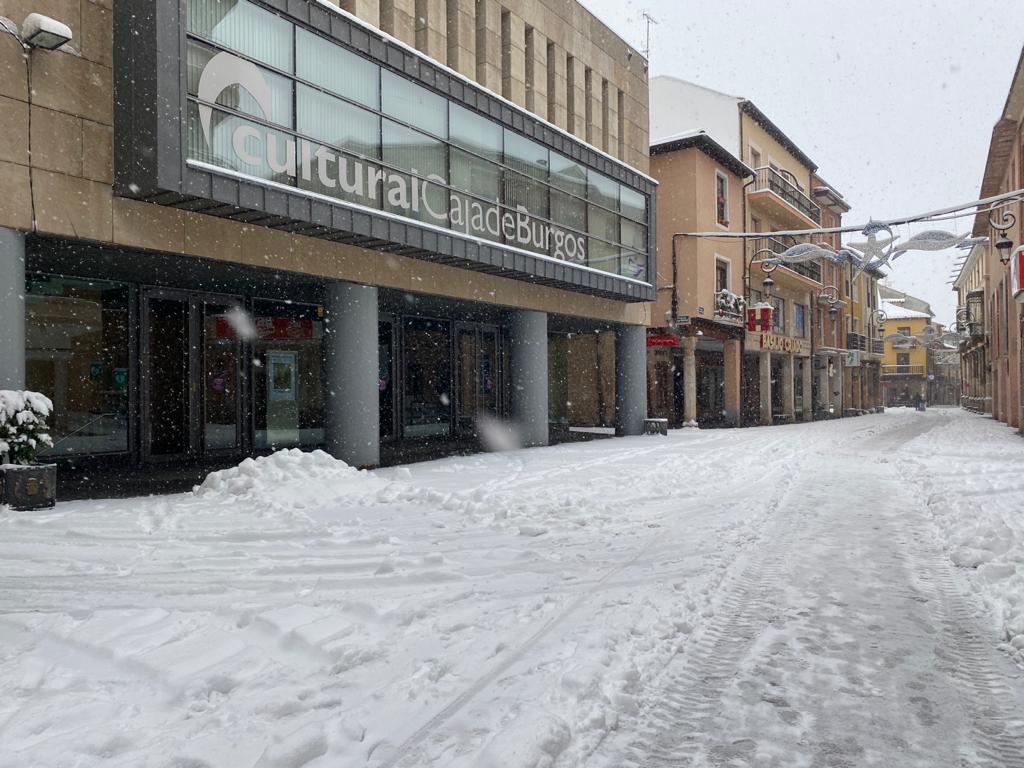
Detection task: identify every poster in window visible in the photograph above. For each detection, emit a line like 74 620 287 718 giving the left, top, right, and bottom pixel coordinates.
267 351 297 402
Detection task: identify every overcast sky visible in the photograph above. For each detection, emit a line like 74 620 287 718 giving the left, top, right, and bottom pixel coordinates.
580 0 1024 324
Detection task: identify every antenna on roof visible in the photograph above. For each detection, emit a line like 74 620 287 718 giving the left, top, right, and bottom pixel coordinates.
641 11 657 61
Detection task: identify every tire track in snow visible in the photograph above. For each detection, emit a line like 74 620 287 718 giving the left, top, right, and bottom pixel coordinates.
374 527 671 768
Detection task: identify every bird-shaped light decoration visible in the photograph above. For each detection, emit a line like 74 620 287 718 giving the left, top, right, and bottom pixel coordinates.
759 242 839 268
897 230 971 252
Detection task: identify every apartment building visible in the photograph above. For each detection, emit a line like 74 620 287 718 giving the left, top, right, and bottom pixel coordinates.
0 0 655 491
965 46 1024 430
645 131 750 427
649 77 853 426
952 243 990 413
879 292 933 407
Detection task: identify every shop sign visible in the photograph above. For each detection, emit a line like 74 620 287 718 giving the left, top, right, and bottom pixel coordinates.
646 334 679 347
843 350 861 367
759 333 807 355
746 306 772 332
1012 247 1024 304
214 316 314 340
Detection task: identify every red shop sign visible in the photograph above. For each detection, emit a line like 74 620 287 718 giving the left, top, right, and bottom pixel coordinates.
647 334 679 347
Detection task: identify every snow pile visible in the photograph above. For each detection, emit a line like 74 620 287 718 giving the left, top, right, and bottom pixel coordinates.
896 413 1024 664
195 448 390 511
0 390 53 465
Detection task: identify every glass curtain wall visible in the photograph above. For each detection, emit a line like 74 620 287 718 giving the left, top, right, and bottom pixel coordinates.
25 276 131 457
184 0 649 281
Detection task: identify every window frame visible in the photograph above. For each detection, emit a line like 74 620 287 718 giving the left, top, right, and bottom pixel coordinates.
715 170 729 227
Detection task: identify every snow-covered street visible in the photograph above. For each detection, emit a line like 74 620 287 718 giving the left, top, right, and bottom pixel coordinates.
2 408 1024 768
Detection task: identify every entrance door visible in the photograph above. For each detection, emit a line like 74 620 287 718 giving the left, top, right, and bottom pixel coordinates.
454 324 500 436
143 292 191 459
142 290 244 461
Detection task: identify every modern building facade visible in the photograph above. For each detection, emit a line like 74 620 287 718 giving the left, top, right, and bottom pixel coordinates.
0 0 655 484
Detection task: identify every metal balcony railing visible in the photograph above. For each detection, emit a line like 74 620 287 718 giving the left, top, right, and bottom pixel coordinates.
752 237 822 283
751 167 822 224
846 332 867 351
871 338 884 355
882 364 926 376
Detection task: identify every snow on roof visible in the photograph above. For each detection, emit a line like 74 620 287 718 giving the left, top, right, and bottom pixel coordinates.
880 300 931 320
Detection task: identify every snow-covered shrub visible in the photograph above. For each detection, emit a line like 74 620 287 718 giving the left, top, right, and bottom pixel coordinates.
0 390 54 465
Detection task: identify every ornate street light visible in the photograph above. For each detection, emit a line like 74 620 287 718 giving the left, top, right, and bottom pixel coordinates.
990 207 1017 266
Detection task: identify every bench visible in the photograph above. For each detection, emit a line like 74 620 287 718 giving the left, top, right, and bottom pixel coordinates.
643 418 669 436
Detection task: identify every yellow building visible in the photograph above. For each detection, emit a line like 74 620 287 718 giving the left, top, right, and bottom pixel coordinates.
879 299 933 407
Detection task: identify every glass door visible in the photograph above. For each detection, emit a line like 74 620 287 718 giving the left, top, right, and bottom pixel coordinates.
455 324 478 435
402 318 451 438
142 290 192 461
201 300 244 454
142 290 244 462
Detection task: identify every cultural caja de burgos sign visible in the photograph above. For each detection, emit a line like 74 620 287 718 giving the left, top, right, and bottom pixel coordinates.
112 0 657 302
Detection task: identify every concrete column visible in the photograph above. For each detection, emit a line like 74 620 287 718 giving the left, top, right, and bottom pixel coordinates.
759 349 772 426
324 282 380 468
682 335 698 426
802 356 813 421
833 353 844 413
781 353 795 422
510 309 548 447
723 339 741 427
615 324 646 436
0 228 26 390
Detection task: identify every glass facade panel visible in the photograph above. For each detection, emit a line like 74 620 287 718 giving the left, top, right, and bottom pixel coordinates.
253 300 325 449
449 103 502 161
183 0 650 283
295 27 379 108
297 84 380 159
186 40 294 128
588 205 619 274
620 186 646 222
588 170 619 211
26 276 130 456
550 152 587 197
382 69 447 138
187 0 293 71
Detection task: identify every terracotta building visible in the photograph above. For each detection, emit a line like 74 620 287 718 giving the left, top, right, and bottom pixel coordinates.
962 46 1024 430
0 0 656 490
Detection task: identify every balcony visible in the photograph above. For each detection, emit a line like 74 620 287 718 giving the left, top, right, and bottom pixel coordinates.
847 333 885 356
882 364 926 377
752 237 822 283
749 167 822 225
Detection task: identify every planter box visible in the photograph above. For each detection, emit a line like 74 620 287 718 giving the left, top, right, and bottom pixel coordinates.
0 464 57 511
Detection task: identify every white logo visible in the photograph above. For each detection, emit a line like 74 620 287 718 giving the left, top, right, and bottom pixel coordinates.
192 52 615 269
197 51 273 148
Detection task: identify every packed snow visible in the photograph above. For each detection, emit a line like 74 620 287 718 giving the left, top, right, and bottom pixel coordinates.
1 408 1023 767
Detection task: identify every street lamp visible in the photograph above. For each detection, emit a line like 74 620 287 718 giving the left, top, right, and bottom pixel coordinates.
990 207 1016 266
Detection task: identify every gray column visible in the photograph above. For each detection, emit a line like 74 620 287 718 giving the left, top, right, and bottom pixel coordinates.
682 335 698 426
801 356 813 422
759 349 772 426
0 228 26 389
615 324 646 435
781 353 795 422
833 353 844 414
510 309 548 447
324 281 379 468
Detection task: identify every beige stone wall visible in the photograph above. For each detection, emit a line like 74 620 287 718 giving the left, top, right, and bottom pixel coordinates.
0 7 647 327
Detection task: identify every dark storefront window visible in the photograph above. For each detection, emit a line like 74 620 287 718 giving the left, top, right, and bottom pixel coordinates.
25 276 130 456
252 300 325 449
403 319 452 438
183 0 650 282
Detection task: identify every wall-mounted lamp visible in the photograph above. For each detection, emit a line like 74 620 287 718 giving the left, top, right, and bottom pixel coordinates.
989 207 1017 266
21 13 72 49
761 276 775 298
